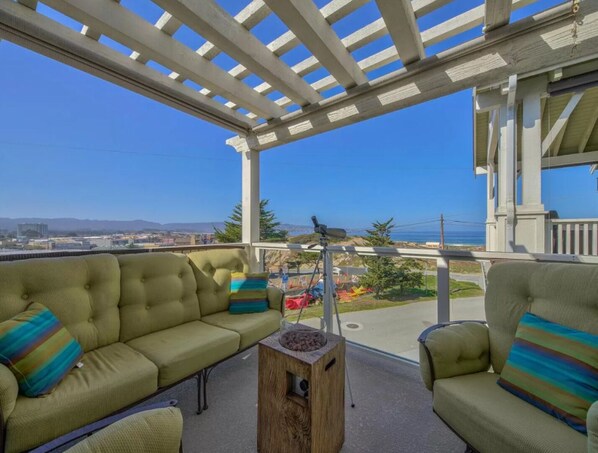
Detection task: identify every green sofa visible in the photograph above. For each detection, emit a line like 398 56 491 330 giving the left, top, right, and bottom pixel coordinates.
0 248 283 453
418 261 598 453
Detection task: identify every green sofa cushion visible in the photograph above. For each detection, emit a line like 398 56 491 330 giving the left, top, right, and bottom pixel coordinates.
498 312 598 434
65 407 183 453
187 249 249 316
434 372 587 453
0 303 83 397
126 321 240 387
229 272 269 314
118 253 200 342
5 342 158 453
202 309 281 350
485 262 598 373
0 254 121 352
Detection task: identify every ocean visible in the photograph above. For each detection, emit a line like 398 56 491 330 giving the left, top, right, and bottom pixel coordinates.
289 229 486 246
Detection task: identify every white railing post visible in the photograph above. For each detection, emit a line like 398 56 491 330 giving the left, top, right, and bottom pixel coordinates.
436 257 450 323
323 249 334 333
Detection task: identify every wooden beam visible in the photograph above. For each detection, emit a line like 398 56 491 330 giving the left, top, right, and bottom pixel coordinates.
153 0 321 107
422 0 534 48
541 92 584 156
227 2 598 151
578 101 598 153
41 0 284 120
487 109 499 164
0 1 255 133
131 12 181 64
16 0 37 10
541 150 598 169
412 0 453 18
484 0 513 32
263 0 367 89
375 0 425 65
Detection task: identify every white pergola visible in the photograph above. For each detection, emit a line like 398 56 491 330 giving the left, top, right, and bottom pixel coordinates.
1 0 597 267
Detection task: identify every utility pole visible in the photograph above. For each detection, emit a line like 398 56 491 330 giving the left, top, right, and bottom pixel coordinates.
440 214 445 250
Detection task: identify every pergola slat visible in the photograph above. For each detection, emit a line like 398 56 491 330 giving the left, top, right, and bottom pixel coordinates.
0 0 255 133
266 0 537 109
375 0 425 65
228 3 598 151
484 0 513 32
152 0 321 107
263 0 367 89
422 0 534 48
41 0 285 120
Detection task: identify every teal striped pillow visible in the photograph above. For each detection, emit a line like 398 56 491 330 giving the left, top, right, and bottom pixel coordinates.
0 303 83 397
497 312 598 434
229 272 269 314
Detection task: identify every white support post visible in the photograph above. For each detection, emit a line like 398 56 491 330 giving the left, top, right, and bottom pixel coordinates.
436 258 450 323
505 75 517 252
521 89 542 207
323 250 334 333
241 149 261 271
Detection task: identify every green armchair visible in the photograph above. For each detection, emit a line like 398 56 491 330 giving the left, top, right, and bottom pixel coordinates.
418 261 598 453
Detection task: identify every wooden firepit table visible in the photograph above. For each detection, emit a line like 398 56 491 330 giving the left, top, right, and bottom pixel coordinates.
257 329 345 453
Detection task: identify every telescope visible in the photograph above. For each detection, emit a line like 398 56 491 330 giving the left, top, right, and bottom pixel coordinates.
311 216 347 239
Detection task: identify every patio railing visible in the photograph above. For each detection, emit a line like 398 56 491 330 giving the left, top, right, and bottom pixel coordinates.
253 242 598 361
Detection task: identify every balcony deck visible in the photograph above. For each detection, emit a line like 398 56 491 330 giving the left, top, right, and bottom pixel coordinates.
151 344 464 452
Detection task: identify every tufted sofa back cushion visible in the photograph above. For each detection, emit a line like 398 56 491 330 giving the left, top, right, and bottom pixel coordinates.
485 261 598 373
118 253 200 343
187 249 249 316
0 254 121 352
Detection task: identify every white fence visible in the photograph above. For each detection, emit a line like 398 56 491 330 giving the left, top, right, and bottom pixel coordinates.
548 219 598 256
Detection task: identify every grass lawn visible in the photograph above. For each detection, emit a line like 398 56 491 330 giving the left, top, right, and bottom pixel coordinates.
285 275 484 322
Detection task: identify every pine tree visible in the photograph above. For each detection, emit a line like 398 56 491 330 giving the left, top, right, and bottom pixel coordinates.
214 199 288 243
359 218 423 298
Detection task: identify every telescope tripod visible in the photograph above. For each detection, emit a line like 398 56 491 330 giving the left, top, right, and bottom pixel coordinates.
295 233 356 408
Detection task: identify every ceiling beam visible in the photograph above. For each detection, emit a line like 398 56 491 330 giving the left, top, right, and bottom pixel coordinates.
227 2 598 152
0 1 255 133
541 92 584 156
484 0 513 32
578 101 598 153
16 0 37 9
41 0 284 120
375 0 425 65
152 0 321 107
412 0 453 18
263 0 367 89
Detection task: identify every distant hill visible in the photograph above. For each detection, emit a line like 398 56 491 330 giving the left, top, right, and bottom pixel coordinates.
0 217 225 234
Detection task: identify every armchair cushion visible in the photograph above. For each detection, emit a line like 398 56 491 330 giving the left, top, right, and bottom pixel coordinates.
434 372 587 453
588 401 598 452
0 364 18 421
418 322 490 390
498 312 598 434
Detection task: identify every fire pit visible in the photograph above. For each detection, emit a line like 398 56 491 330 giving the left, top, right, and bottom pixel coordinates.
279 328 327 352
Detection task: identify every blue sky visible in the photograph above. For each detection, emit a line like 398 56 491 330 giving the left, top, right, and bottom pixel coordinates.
0 0 595 229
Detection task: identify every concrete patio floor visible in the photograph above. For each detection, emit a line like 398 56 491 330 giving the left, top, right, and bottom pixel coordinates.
152 343 465 452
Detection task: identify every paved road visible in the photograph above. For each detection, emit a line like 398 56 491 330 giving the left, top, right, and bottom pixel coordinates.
299 296 485 362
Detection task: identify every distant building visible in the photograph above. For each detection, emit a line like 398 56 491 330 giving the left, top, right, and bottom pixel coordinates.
17 223 48 238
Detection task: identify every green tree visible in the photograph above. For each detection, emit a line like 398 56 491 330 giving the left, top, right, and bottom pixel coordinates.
359 218 423 298
214 199 288 243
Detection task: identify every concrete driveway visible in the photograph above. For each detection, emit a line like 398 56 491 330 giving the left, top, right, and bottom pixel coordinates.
299 296 485 361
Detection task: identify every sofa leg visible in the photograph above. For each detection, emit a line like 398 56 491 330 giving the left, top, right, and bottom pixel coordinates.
196 374 203 415
201 367 215 412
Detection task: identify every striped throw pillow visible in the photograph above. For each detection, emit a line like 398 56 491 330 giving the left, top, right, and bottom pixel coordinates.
229 272 269 314
497 312 598 434
0 302 83 397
